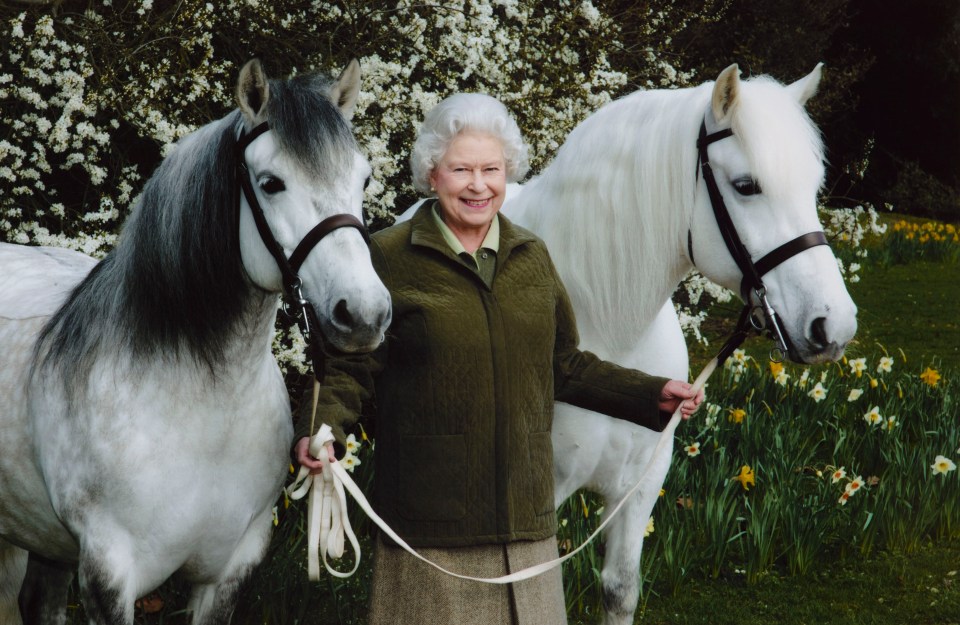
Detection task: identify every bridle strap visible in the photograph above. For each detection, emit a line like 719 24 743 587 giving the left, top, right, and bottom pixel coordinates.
697 122 765 296
752 230 828 280
237 122 299 289
289 214 370 275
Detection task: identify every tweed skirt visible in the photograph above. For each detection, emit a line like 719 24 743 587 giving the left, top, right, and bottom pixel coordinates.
367 535 567 625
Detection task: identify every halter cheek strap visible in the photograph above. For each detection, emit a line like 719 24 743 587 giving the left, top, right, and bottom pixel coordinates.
695 120 829 362
236 121 371 377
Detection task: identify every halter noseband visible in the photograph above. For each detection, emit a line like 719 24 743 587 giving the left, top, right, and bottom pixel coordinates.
236 121 370 376
696 120 829 362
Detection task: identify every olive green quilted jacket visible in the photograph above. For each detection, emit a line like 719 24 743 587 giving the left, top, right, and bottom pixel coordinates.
297 203 670 547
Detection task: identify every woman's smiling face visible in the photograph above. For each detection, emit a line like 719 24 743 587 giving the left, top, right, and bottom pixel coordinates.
429 131 506 246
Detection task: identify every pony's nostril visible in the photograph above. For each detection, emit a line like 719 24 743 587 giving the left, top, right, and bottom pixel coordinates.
810 317 828 347
333 299 353 328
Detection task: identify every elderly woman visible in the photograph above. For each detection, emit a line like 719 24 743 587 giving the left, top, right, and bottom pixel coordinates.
294 93 702 624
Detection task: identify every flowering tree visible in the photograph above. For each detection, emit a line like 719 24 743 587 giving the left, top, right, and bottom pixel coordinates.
1 0 883 355
1 1 702 249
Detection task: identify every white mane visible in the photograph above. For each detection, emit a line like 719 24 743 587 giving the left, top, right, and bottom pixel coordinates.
508 75 824 356
509 85 707 355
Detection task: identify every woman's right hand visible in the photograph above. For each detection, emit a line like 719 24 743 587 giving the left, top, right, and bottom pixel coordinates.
295 436 337 476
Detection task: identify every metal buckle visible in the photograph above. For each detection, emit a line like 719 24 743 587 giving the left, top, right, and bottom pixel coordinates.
753 288 787 363
282 277 312 341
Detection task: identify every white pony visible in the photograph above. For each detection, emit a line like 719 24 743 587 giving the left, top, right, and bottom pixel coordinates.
0 60 391 625
401 64 856 624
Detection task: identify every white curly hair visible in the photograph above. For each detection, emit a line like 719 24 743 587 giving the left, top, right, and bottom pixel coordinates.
409 93 530 194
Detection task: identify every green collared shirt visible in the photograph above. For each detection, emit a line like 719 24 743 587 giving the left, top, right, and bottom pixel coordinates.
430 201 499 288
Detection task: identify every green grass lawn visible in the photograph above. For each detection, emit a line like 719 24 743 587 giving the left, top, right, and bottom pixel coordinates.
690 258 959 374
848 261 960 371
637 539 960 625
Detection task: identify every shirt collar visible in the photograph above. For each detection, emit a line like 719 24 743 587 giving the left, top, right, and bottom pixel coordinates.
430 201 500 257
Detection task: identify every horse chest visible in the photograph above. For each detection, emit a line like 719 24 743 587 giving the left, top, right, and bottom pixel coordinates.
33 356 291 551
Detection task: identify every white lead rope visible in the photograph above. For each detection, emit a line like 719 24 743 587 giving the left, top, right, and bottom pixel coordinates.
288 359 717 584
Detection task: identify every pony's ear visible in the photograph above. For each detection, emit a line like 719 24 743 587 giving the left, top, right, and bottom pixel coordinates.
330 59 361 121
786 63 824 106
711 64 741 124
237 59 270 122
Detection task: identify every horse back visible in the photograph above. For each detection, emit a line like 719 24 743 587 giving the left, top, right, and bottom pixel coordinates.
0 243 97 320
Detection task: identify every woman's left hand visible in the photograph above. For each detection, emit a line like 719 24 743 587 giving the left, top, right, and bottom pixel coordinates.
658 380 705 420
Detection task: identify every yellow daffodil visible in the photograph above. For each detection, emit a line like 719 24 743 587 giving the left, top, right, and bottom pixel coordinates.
685 441 701 457
769 361 784 379
849 357 867 378
863 406 882 426
659 488 665 497
869 377 879 389
847 389 863 402
733 465 755 491
729 408 747 424
798 369 810 389
885 416 898 431
931 455 957 475
580 493 590 518
359 423 369 442
831 467 846 483
807 382 827 403
272 506 279 526
644 517 655 537
920 367 941 387
877 356 893 374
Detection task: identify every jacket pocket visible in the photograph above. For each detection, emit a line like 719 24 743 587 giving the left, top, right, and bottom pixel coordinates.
397 434 467 521
528 431 556 517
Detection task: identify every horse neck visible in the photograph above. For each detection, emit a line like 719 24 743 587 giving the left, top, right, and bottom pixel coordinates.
39 114 273 387
510 89 703 351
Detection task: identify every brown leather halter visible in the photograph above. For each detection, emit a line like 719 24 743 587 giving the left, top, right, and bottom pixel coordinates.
696 121 830 363
237 121 370 375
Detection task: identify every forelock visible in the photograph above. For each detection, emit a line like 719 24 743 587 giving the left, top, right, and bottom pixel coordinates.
266 73 357 183
731 77 825 198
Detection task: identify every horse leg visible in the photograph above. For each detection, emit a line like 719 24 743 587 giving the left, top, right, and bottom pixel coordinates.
18 553 74 625
0 539 28 625
188 510 272 625
598 494 646 625
74 537 140 625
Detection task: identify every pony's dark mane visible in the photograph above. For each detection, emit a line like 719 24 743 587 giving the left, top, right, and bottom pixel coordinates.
36 69 356 387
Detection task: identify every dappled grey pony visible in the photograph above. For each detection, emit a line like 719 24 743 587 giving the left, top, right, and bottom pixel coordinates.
0 60 390 624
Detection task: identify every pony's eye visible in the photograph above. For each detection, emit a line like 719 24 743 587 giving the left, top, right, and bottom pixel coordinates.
363 176 371 190
733 178 761 196
259 176 286 195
